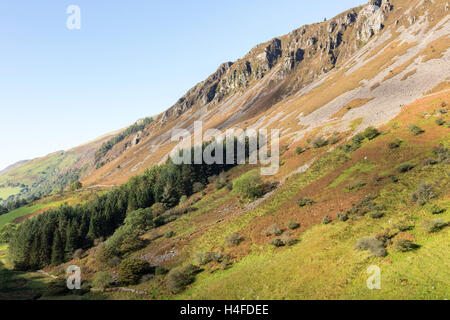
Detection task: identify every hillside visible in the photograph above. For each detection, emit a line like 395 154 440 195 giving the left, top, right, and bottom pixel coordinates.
0 0 449 300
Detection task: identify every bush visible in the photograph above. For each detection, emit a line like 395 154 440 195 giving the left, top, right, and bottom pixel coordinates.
165 230 176 238
410 183 436 206
196 251 224 265
151 203 166 216
297 197 314 207
295 147 304 155
352 133 365 145
433 145 449 163
155 266 169 275
388 174 399 183
421 158 438 166
119 233 147 255
225 233 243 247
429 205 446 215
92 272 113 289
369 211 385 219
311 137 328 149
281 233 297 246
166 269 193 294
107 256 122 268
322 215 331 225
345 180 367 191
329 135 340 145
179 195 188 205
233 170 264 201
355 237 387 257
436 118 445 126
0 223 17 244
394 240 420 252
193 182 205 193
363 127 380 140
118 259 153 285
73 249 84 259
270 238 285 247
422 219 448 233
396 163 415 173
388 139 402 149
337 213 349 222
287 221 300 230
265 224 283 236
408 124 425 135
395 222 414 232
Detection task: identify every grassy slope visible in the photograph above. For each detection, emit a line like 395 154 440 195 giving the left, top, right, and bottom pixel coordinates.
2 92 448 301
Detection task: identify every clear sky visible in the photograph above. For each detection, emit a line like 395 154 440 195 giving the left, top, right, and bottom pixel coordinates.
0 0 366 170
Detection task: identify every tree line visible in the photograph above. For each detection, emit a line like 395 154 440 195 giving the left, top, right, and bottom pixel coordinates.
9 139 252 270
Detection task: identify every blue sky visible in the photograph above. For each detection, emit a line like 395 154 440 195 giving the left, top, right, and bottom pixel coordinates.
0 0 365 170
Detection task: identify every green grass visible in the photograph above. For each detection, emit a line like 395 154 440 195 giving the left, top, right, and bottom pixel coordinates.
328 160 377 188
0 201 64 229
0 187 22 201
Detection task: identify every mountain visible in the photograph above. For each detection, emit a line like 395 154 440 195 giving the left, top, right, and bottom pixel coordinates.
0 160 29 176
0 0 449 300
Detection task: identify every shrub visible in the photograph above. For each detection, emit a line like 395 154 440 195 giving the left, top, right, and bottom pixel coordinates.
151 203 166 216
355 237 387 257
179 195 188 205
345 180 367 191
225 233 243 247
295 147 304 155
265 224 283 236
329 135 340 145
388 175 399 183
193 182 205 193
352 133 365 144
165 231 176 238
196 251 224 265
270 238 285 247
119 233 147 255
436 118 445 126
395 222 414 232
183 264 202 276
119 259 153 285
421 158 438 166
422 219 448 233
337 213 349 222
339 142 361 153
322 215 331 225
166 269 193 294
287 221 300 230
433 145 449 163
281 233 297 246
226 182 233 191
388 139 402 149
107 256 122 268
155 266 169 275
363 127 380 140
297 197 314 207
233 170 264 201
429 205 446 215
394 240 420 252
396 163 415 173
0 223 17 244
92 272 113 290
410 183 436 206
311 137 328 149
408 124 425 135
73 249 84 259
369 211 385 219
